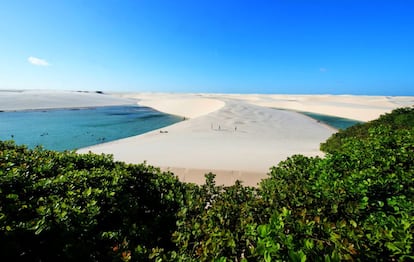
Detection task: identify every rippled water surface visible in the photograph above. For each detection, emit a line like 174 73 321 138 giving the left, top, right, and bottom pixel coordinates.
0 106 182 151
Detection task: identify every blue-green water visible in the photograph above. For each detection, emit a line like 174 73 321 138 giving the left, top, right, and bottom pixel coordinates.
0 106 182 151
273 108 363 130
300 112 363 130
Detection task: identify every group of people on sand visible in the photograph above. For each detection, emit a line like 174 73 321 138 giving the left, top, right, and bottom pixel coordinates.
211 123 237 132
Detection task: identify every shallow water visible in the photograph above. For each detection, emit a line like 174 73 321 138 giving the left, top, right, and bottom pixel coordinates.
272 108 363 130
300 112 363 130
0 106 182 151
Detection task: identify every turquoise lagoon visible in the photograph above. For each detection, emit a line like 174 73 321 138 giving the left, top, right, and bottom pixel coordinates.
300 112 363 130
274 108 363 130
0 106 182 151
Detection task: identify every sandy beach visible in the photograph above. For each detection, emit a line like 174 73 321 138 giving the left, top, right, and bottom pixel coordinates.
1 90 412 186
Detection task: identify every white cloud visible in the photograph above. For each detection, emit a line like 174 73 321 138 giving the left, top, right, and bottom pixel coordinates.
319 67 327 73
28 56 50 66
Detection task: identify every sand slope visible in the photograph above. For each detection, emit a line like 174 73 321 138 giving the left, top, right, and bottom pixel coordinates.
221 94 414 122
118 93 225 119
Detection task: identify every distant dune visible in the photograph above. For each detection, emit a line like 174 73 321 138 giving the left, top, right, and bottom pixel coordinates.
0 90 135 111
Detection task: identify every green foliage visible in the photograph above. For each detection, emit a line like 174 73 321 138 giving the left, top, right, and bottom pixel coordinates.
1 107 413 261
170 173 261 261
321 107 414 153
257 126 414 261
0 141 187 261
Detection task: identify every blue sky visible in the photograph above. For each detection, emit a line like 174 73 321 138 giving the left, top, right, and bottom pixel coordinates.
1 0 413 95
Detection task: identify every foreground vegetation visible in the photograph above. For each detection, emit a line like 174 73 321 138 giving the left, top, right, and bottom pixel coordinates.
320 107 414 153
1 107 413 261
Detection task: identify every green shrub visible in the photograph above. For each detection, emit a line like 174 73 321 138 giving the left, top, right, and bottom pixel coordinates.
0 141 187 261
257 126 414 261
169 173 261 261
321 107 414 154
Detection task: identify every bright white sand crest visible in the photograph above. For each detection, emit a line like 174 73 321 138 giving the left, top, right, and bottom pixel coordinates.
117 93 225 118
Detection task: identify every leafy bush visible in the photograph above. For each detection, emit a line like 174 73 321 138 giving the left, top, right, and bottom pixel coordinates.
0 141 187 261
168 173 261 261
257 126 414 260
321 107 414 153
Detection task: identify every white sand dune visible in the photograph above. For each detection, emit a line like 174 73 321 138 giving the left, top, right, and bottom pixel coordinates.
0 90 135 111
1 90 412 186
223 94 413 122
116 93 225 118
